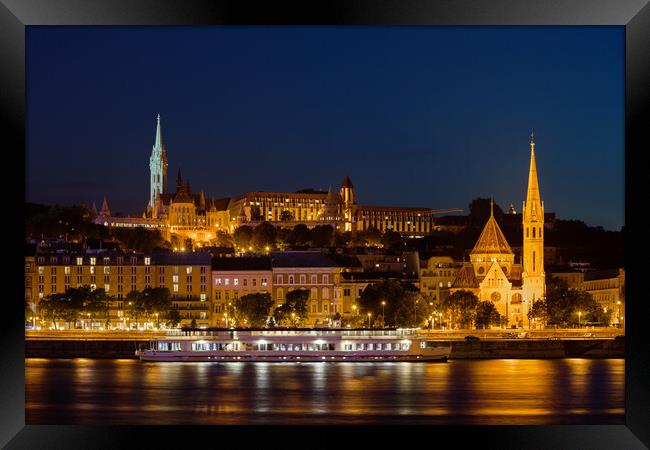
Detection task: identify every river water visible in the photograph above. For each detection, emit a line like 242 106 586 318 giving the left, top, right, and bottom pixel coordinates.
25 358 624 425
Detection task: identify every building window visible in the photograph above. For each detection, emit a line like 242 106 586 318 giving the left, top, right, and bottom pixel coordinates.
186 267 192 274
38 267 44 275
288 276 294 285
64 266 70 275
262 278 268 287
215 278 222 286
322 288 330 299
234 278 239 286
311 274 317 284
90 266 95 275
105 284 110 292
90 257 96 266
300 274 306 284
243 278 247 287
276 288 284 300
104 266 110 275
200 293 206 302
225 278 230 286
277 275 283 284
323 275 329 284
144 257 151 266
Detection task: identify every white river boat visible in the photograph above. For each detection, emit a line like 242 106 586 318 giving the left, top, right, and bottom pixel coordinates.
136 327 451 362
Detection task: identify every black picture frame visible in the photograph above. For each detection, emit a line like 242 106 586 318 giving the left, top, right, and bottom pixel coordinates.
2 0 647 448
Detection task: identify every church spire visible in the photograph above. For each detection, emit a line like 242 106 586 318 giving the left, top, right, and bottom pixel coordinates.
100 196 111 217
176 168 183 191
154 113 163 152
525 130 541 217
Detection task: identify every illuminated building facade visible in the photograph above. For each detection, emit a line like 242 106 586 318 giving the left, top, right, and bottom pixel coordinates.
94 115 461 244
451 134 545 327
26 251 213 329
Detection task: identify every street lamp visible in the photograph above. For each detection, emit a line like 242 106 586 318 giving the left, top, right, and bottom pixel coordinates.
367 312 372 328
291 312 296 327
381 301 386 327
578 311 582 328
352 304 357 315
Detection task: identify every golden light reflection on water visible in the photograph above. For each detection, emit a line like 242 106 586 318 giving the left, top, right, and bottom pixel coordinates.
25 358 625 425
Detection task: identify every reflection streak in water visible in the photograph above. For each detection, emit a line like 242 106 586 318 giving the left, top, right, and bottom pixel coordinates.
25 358 624 425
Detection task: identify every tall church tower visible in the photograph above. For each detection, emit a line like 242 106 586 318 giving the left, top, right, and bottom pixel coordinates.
522 131 546 307
339 176 356 232
149 114 168 213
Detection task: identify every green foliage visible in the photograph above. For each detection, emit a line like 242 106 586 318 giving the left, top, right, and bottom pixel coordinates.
289 224 310 246
252 221 277 251
442 290 480 329
381 230 403 250
234 293 275 327
233 225 254 250
310 225 334 247
475 300 502 329
110 227 167 253
358 279 429 327
274 288 309 325
214 230 233 247
165 309 182 328
528 277 610 327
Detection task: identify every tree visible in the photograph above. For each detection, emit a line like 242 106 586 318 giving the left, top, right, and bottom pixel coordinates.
85 288 113 326
275 227 292 249
165 309 182 328
528 299 549 328
235 293 275 327
310 225 334 247
475 301 501 329
289 224 310 246
274 289 309 325
381 230 403 250
214 231 233 247
233 225 254 250
190 318 197 328
443 290 480 329
280 210 294 222
252 221 277 251
333 231 352 247
532 277 606 328
358 280 428 327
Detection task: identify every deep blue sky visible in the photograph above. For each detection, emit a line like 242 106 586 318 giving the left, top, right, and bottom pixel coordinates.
26 27 624 230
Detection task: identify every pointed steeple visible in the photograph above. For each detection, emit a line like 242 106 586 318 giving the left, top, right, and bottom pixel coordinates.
154 114 164 152
91 202 98 217
525 130 542 220
176 169 183 191
100 196 111 217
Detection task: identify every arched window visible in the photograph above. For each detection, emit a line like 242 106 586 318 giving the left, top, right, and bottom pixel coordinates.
310 287 318 299
322 288 330 299
526 228 529 238
539 227 542 238
533 227 536 238
491 292 501 302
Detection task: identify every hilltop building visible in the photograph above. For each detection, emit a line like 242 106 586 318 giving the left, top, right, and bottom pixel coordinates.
94 115 461 246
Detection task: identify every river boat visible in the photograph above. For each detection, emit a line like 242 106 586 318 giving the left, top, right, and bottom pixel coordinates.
136 327 451 362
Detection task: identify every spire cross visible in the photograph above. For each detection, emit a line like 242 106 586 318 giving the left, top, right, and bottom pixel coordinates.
490 196 494 217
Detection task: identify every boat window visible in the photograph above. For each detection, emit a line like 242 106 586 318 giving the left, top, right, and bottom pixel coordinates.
420 341 426 349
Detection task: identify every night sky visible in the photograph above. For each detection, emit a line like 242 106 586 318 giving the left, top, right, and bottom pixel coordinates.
26 27 624 230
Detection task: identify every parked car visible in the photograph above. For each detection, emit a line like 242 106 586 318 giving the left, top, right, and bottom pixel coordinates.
465 335 480 341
